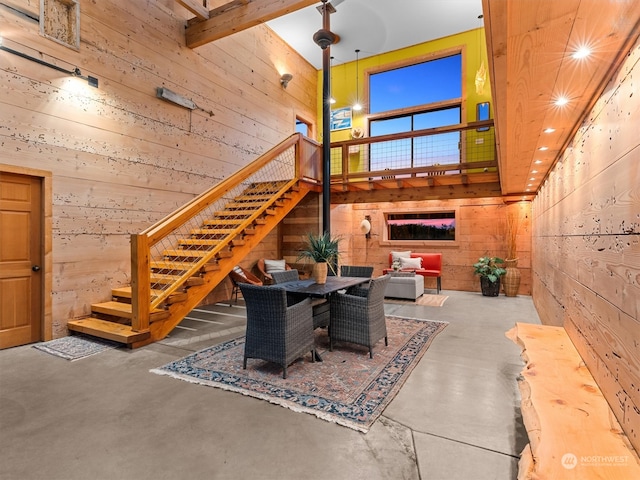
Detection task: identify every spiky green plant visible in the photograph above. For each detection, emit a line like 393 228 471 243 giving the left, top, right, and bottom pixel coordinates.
297 231 341 274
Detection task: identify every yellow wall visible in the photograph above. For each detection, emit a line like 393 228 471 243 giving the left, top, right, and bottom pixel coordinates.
316 28 491 143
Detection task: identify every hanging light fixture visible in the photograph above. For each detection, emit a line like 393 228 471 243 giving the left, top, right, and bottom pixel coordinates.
475 14 487 95
353 49 362 112
329 56 336 104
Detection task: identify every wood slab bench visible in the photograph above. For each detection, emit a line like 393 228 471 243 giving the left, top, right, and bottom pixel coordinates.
507 322 640 480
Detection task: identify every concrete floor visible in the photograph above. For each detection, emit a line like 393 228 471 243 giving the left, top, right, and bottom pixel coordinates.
0 290 540 480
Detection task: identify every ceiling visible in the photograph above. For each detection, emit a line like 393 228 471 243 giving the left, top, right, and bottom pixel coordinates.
266 0 483 68
180 0 640 198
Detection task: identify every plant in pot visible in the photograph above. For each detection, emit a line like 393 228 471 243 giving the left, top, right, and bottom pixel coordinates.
473 256 506 296
297 231 341 284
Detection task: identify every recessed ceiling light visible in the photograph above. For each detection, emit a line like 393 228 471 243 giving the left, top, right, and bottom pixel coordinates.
531 170 538 174
529 178 536 181
539 146 549 151
555 97 569 107
544 128 555 134
527 184 533 187
572 46 591 59
534 159 543 164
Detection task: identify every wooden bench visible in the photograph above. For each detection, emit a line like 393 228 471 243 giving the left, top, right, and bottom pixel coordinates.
508 323 640 480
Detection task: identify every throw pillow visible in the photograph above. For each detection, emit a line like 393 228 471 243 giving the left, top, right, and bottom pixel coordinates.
232 266 246 279
390 250 412 263
399 256 422 269
264 259 287 273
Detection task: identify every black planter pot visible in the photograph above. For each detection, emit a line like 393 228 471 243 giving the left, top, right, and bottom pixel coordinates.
480 276 501 296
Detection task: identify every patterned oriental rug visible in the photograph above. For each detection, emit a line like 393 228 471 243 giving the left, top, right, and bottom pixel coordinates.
151 316 447 433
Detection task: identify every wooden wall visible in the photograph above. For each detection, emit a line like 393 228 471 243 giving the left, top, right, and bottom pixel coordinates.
0 0 317 337
532 38 640 453
279 194 532 295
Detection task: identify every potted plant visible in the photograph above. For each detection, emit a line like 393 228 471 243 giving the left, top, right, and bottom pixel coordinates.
297 231 341 284
473 256 506 296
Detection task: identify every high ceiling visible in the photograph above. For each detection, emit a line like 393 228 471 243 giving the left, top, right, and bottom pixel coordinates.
266 0 483 68
179 0 640 199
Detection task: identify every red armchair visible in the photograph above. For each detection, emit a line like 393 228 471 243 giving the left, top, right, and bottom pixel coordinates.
386 253 442 294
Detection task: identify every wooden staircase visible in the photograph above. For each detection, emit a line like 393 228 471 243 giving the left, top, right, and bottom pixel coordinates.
67 179 311 347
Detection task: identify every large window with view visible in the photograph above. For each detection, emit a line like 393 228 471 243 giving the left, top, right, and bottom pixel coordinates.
368 53 462 172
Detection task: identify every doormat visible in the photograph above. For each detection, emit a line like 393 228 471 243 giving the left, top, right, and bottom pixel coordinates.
151 316 447 433
32 334 120 361
385 294 449 307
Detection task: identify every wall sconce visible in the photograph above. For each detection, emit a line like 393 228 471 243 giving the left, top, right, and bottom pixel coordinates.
360 215 372 239
280 73 293 89
0 37 98 88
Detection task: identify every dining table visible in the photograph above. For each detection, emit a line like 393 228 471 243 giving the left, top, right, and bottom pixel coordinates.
272 276 370 361
273 276 370 297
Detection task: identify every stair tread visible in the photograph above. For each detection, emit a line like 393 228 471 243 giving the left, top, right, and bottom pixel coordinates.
67 318 150 344
91 301 169 321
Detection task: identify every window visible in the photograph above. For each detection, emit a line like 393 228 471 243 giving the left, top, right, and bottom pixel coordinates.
368 53 462 171
295 118 310 136
386 212 456 241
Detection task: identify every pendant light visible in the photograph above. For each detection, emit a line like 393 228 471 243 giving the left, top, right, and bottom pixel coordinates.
475 14 487 95
329 56 336 104
353 49 362 112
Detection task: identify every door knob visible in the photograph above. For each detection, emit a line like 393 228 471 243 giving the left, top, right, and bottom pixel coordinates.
32 265 41 272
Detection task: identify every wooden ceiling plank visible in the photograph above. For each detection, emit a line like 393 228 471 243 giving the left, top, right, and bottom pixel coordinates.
177 0 210 20
186 0 318 48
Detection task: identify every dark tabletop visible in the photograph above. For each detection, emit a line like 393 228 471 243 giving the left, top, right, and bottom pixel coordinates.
273 276 369 296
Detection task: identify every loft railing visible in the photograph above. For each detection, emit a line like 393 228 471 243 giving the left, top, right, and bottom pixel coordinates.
129 133 321 333
329 120 496 185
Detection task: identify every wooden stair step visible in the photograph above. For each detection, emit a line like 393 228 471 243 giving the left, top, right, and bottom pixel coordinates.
112 287 188 304
213 210 254 217
150 274 204 286
90 301 170 322
224 201 264 208
179 239 224 247
150 260 219 273
67 317 150 345
201 219 244 226
190 228 235 235
163 249 211 258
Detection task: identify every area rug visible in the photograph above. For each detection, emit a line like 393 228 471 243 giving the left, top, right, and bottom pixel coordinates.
385 294 449 307
151 316 447 433
32 334 120 361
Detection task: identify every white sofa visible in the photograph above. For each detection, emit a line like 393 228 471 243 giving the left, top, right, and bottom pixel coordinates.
384 273 424 300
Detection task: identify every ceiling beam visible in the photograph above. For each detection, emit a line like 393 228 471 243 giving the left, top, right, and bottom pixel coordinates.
186 0 319 48
177 0 210 20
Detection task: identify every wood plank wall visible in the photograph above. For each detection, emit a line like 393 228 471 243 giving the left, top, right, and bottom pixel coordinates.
532 38 640 453
0 0 317 337
278 194 532 294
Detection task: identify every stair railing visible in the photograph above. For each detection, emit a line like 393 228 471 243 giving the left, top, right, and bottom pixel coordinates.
129 133 321 332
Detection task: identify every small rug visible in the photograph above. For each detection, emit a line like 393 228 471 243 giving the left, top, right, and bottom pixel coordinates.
32 334 120 361
385 294 449 307
151 316 447 433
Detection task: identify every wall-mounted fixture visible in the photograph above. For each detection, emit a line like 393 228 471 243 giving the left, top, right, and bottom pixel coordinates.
280 73 293 89
156 87 196 109
0 37 98 87
360 215 372 239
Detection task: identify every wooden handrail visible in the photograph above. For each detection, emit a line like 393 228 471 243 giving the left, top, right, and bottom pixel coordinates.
130 133 317 330
143 133 303 245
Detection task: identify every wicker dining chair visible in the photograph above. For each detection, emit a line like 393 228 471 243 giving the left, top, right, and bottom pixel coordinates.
329 274 391 358
238 283 315 379
340 265 374 293
271 269 330 331
340 265 374 278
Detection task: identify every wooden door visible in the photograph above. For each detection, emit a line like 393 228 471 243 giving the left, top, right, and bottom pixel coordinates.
0 172 42 349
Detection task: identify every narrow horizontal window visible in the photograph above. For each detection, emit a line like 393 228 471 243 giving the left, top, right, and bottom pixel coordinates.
387 212 455 241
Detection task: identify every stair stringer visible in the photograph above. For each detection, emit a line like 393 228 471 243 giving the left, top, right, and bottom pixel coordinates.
139 183 312 346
